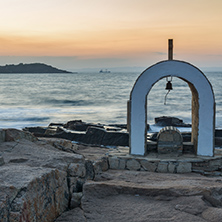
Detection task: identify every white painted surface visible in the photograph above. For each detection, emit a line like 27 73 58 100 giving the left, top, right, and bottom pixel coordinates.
130 60 215 156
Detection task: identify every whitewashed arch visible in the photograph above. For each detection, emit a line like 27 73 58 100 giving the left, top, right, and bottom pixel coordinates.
129 60 215 156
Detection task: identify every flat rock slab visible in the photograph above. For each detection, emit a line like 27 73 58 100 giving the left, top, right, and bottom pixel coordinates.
74 144 110 161
86 170 222 200
56 170 222 222
82 194 206 222
92 169 222 189
0 139 84 169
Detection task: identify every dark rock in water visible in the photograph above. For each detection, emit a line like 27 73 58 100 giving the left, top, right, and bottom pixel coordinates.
155 116 191 127
24 122 129 147
84 127 106 145
84 127 129 147
102 131 129 146
49 128 86 142
23 126 47 137
64 120 104 131
48 123 64 127
64 120 86 131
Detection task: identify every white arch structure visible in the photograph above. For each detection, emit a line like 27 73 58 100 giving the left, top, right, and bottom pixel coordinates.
129 60 215 157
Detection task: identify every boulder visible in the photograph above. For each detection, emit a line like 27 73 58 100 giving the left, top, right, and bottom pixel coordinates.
63 120 103 131
155 116 191 127
23 126 47 137
5 128 38 142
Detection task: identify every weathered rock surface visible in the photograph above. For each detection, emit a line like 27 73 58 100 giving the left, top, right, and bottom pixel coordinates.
0 166 68 222
0 128 37 143
0 130 87 222
202 207 222 222
56 170 222 222
55 208 86 222
1 128 222 222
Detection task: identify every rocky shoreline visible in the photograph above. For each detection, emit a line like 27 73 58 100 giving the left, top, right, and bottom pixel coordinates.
23 118 222 148
1 117 222 221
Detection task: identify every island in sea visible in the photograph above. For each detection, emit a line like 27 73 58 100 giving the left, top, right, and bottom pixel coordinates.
0 63 74 73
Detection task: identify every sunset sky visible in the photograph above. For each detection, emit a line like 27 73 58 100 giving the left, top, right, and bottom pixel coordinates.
1 0 222 71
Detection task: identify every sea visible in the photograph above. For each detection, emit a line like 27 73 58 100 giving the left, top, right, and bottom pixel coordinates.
0 71 222 130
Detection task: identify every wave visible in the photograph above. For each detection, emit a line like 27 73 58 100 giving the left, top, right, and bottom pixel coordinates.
0 117 50 122
43 98 93 106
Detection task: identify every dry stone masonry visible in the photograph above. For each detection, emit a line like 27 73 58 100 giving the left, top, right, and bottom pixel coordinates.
108 147 222 175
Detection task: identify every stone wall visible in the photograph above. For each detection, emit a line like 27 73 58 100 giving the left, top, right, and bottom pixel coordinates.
108 147 222 175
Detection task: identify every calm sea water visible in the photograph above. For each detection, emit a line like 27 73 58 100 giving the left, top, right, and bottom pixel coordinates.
0 71 222 129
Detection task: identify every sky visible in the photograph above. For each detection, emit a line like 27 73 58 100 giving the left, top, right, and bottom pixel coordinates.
0 0 222 71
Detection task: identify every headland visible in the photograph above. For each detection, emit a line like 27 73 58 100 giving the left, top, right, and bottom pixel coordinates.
0 63 73 73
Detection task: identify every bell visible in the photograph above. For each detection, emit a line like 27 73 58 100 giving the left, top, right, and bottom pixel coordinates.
165 81 173 90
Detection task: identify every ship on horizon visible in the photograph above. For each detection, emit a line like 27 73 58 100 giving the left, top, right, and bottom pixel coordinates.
99 69 111 73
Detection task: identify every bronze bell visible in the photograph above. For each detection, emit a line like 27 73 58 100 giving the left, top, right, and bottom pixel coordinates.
165 81 173 90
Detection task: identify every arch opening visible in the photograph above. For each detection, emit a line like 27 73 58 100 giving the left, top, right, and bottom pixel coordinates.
147 76 192 126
